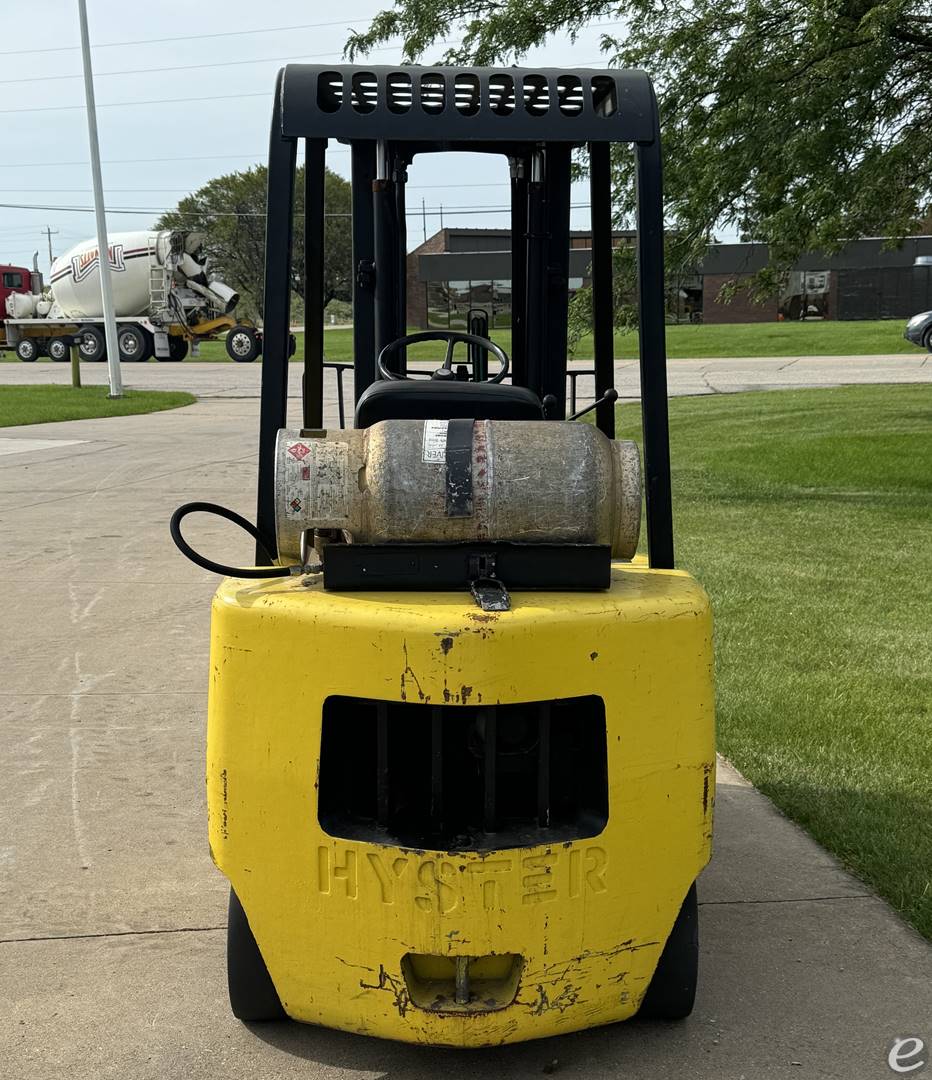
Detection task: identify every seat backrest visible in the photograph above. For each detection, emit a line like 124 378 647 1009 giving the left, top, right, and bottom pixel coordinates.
354 379 543 428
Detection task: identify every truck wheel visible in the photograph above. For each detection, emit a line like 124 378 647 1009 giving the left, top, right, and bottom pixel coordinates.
227 887 286 1022
78 326 106 362
165 336 188 362
15 339 38 362
118 324 151 362
226 325 261 362
637 883 698 1020
48 337 71 362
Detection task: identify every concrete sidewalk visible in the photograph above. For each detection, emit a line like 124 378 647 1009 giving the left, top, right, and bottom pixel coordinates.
1 351 929 412
2 398 931 1079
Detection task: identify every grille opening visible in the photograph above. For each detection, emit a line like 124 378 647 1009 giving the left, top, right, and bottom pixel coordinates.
317 71 343 112
454 73 481 116
592 75 618 117
523 74 550 115
557 74 584 116
318 695 608 851
351 71 378 113
420 72 445 113
489 73 515 115
387 71 413 114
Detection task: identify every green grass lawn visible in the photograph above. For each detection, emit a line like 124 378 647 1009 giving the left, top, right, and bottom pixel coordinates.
208 318 917 361
0 386 195 427
2 317 922 364
631 384 931 936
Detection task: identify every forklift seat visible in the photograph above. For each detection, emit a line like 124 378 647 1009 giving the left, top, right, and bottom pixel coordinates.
354 379 543 428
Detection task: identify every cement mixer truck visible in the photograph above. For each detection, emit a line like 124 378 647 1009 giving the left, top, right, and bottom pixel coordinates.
1 230 261 362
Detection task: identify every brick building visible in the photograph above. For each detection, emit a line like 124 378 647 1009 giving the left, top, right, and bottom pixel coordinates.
406 229 932 325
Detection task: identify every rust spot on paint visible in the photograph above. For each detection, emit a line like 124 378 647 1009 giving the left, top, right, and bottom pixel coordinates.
400 639 427 702
359 965 411 1017
440 636 455 655
461 685 474 704
219 769 229 839
590 651 598 661
702 761 713 814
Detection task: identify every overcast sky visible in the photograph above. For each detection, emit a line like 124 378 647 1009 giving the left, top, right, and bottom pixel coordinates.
2 1 626 272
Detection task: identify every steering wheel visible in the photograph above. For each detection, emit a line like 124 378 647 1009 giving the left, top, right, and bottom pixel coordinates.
376 331 510 384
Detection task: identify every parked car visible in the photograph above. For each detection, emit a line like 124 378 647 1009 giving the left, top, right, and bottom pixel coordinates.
904 310 932 350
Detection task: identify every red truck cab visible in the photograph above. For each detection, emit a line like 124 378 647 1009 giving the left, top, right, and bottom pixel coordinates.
0 264 31 321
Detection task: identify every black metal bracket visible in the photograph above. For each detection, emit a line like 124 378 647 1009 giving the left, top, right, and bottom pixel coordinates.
322 542 612 598
467 553 510 612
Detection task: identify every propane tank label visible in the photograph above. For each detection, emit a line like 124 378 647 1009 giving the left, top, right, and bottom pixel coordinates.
422 419 449 464
312 441 349 519
282 439 349 522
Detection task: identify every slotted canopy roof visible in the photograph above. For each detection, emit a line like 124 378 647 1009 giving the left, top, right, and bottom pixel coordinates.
279 64 657 143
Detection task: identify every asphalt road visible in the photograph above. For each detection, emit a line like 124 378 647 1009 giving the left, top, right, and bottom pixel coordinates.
1 362 931 1078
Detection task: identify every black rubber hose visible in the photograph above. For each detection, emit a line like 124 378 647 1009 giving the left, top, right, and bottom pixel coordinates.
169 501 301 578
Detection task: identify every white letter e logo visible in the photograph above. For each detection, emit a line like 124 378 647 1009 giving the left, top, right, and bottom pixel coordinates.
889 1037 926 1074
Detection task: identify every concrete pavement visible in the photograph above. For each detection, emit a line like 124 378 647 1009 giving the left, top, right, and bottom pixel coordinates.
1 351 929 417
2 376 931 1078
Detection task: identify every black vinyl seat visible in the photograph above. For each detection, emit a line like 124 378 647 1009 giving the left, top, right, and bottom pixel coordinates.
354 379 543 428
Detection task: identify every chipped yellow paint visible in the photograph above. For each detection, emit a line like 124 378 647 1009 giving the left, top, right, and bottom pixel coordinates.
206 562 715 1045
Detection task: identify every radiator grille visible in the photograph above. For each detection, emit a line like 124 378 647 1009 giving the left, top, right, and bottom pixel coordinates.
318 696 608 851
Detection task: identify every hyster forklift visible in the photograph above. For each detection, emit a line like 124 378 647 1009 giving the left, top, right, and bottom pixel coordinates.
171 64 715 1046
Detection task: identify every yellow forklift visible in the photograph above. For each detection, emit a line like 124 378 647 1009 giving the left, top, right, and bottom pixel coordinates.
171 64 715 1045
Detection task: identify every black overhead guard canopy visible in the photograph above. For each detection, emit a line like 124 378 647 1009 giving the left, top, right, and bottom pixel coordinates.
257 64 674 570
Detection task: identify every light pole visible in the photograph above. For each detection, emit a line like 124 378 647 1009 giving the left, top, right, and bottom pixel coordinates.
77 0 121 397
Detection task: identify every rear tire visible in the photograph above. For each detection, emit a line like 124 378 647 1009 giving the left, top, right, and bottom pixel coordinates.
78 326 106 362
923 327 932 353
225 325 261 362
118 323 151 362
48 336 70 362
15 338 38 362
638 883 699 1020
166 336 189 362
227 888 286 1022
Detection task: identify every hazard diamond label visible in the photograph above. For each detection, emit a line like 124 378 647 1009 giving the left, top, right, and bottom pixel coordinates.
287 442 311 461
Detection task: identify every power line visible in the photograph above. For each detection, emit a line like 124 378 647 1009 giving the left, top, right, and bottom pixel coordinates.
0 16 624 59
0 199 592 218
0 17 372 58
0 91 270 116
0 42 417 87
0 150 347 169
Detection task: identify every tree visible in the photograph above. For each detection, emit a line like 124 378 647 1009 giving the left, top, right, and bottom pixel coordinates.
157 165 352 320
348 1 932 300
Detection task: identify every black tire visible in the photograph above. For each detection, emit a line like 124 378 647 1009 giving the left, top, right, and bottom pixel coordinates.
166 336 189 362
15 338 38 362
227 887 286 1022
78 326 106 362
225 325 261 362
922 326 932 353
638 883 699 1020
48 336 71 362
118 323 151 362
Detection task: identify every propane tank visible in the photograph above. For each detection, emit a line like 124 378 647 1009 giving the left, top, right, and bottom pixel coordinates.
274 419 641 562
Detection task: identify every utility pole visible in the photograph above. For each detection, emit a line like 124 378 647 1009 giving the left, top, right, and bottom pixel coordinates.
44 226 59 272
77 0 121 398
421 198 427 244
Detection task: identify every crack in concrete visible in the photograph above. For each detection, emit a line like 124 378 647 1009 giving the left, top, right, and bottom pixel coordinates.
699 894 872 907
0 925 227 945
